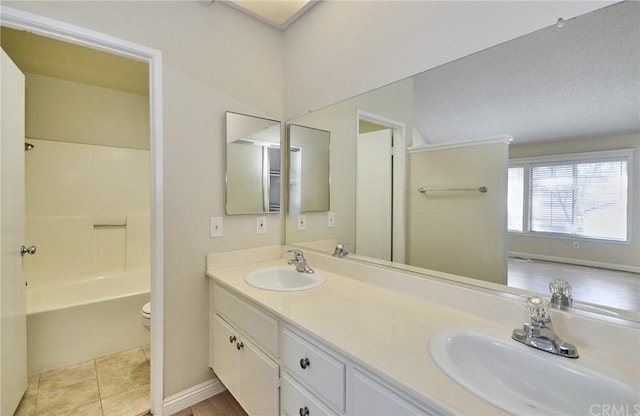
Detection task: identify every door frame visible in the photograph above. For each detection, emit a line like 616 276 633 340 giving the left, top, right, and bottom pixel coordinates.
356 110 406 264
0 7 165 415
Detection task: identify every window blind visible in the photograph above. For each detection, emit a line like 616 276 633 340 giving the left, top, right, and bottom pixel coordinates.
529 158 628 241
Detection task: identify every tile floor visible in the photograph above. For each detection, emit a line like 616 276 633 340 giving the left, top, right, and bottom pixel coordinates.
14 345 151 416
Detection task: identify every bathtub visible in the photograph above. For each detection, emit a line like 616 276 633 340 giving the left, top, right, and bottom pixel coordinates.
26 268 150 375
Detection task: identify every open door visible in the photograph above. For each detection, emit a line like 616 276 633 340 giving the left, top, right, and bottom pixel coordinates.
0 48 28 416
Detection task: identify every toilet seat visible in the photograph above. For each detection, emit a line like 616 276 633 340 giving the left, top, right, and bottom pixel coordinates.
141 302 151 319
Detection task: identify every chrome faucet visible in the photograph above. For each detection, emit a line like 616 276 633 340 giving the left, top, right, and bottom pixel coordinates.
549 279 573 308
512 296 579 358
333 244 348 258
287 249 315 274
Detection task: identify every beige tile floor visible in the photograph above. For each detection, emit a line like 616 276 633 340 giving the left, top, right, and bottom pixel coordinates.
14 345 151 416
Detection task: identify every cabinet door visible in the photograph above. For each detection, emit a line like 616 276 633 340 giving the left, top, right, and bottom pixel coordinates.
238 337 279 416
212 314 239 399
352 368 428 415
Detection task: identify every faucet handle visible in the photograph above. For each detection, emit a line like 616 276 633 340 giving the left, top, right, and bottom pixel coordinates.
287 249 304 259
526 296 551 323
549 279 573 307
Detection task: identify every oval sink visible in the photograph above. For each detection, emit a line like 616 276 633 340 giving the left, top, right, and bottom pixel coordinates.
430 328 639 415
245 267 325 292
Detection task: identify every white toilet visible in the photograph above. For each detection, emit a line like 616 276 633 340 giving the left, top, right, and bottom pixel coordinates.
141 302 151 330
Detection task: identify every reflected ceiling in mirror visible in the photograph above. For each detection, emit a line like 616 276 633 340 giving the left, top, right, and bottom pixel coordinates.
284 2 640 322
225 111 281 215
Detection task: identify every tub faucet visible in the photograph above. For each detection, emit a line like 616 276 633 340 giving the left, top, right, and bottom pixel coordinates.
512 296 579 358
333 244 348 258
287 249 315 274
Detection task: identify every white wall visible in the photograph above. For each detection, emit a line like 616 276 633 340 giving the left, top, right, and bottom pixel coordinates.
26 73 150 150
283 1 614 118
509 133 640 271
5 0 284 397
407 141 509 284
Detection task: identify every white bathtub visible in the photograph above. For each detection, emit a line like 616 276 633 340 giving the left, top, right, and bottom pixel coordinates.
26 268 150 375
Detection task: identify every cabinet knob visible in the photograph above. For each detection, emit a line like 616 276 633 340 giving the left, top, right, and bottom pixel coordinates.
299 357 310 369
299 406 309 416
236 341 244 350
229 335 236 343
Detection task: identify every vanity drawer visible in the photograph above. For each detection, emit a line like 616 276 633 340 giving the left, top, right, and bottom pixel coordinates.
281 373 337 416
281 327 345 412
213 284 278 356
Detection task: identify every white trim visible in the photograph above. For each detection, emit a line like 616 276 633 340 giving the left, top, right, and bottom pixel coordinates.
407 134 513 154
162 378 225 415
0 6 165 415
356 110 406 264
508 251 640 273
510 148 635 165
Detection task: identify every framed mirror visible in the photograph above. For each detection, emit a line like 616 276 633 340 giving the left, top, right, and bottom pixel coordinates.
225 111 281 215
284 2 639 321
288 124 330 213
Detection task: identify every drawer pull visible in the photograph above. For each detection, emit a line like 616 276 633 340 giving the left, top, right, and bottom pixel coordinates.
236 341 244 350
299 406 310 416
229 335 236 343
299 357 310 369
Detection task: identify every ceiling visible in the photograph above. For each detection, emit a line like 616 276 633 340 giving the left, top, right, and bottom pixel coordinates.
0 26 149 96
222 0 317 29
412 1 639 144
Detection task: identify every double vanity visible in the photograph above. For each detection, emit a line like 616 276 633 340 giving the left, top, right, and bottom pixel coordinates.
206 245 639 415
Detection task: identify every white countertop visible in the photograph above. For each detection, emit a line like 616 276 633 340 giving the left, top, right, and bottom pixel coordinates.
208 257 511 415
206 246 640 415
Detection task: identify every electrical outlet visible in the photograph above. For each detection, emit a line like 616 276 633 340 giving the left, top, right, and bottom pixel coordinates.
210 217 223 238
573 241 579 249
297 215 306 231
256 216 267 234
327 212 335 228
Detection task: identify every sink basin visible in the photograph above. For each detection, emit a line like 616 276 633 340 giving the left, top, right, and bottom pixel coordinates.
430 328 639 415
244 267 325 292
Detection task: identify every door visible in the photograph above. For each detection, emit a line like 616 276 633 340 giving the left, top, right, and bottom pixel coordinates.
356 128 393 261
0 48 28 415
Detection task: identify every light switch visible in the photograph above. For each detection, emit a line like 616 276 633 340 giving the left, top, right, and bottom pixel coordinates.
210 217 223 238
327 212 335 228
256 216 267 234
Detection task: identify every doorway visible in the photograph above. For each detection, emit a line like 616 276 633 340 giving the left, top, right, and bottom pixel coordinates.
0 7 163 415
356 111 406 263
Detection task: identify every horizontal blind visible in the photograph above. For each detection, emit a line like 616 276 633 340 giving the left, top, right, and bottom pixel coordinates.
530 158 628 240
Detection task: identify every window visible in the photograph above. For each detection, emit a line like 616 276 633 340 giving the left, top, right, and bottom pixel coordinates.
508 151 631 242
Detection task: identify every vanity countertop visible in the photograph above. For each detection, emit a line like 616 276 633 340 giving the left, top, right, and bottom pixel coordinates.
206 252 639 415
208 256 509 414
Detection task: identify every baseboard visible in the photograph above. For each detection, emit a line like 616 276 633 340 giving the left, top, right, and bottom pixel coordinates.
162 377 226 415
508 251 640 273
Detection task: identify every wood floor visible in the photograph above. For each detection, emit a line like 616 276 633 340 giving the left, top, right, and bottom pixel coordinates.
171 391 246 416
507 258 639 312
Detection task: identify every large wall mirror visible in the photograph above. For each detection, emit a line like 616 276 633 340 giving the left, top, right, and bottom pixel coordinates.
226 111 281 214
285 2 639 321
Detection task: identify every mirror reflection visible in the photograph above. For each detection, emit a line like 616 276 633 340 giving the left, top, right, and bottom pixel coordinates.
225 112 281 215
288 124 330 213
285 2 639 319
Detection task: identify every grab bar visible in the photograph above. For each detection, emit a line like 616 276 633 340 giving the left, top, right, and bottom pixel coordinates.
93 223 127 228
418 186 488 193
